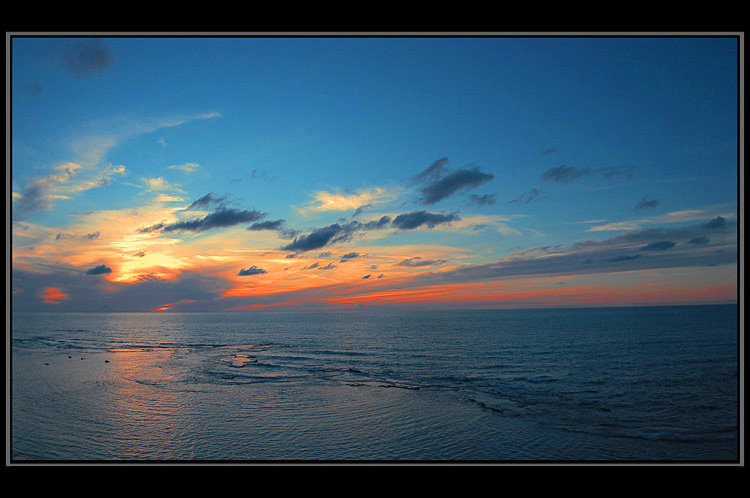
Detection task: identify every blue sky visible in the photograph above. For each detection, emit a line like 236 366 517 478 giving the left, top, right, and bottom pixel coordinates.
10 36 739 311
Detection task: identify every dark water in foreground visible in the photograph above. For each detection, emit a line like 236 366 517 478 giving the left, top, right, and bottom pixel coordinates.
11 305 739 461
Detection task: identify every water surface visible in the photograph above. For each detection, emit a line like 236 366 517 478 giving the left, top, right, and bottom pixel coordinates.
11 305 739 461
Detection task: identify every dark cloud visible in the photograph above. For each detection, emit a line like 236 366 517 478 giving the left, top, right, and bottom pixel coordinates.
541 165 636 184
418 166 494 204
319 263 337 270
410 157 450 185
281 218 390 253
237 266 268 276
187 192 229 211
318 252 332 258
599 166 636 181
705 216 727 229
340 252 360 263
247 219 286 231
55 233 76 240
85 231 100 240
303 262 320 270
22 82 44 97
397 257 448 267
639 241 676 251
508 188 545 205
635 195 660 210
85 264 112 275
278 228 300 240
541 165 591 183
408 219 736 287
250 169 276 182
687 236 709 245
378 274 384 278
139 208 266 234
60 39 115 79
135 251 146 257
352 204 372 218
392 211 460 230
469 193 497 206
362 274 371 279
281 223 354 253
602 254 642 263
540 147 557 157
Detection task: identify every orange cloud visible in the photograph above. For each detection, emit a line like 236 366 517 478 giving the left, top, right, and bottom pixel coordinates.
41 287 69 304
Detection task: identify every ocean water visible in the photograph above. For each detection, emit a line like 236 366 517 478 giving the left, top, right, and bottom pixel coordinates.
10 305 739 462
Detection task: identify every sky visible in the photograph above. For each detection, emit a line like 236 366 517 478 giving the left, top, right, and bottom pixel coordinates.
9 36 740 312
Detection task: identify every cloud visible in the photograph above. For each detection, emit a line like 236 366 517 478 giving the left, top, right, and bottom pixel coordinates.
410 157 450 185
705 216 727 229
55 232 76 240
340 252 360 263
508 188 545 204
362 274 371 279
602 254 642 263
635 195 660 210
639 241 676 251
687 236 709 245
85 231 100 240
588 209 735 232
409 219 736 286
541 165 591 183
168 163 200 173
416 165 494 204
352 204 372 218
541 165 635 184
22 82 44 97
540 147 556 156
142 177 181 192
40 287 70 305
250 169 276 182
281 223 355 252
281 218 391 253
59 39 115 79
85 264 112 275
397 257 448 267
469 193 497 206
237 266 268 276
299 187 397 214
392 211 460 230
139 207 266 234
247 219 286 231
319 263 337 270
187 192 227 210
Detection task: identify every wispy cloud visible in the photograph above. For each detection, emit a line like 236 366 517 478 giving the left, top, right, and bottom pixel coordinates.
297 187 398 215
541 165 635 184
635 195 660 210
508 188 545 205
588 207 736 232
167 162 200 173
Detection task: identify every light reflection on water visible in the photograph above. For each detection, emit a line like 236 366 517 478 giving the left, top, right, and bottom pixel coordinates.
11 306 739 461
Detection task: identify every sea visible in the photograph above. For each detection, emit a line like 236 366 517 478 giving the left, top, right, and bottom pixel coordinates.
10 305 739 462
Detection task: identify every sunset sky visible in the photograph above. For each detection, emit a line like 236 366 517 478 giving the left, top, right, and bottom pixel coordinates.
10 36 739 312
